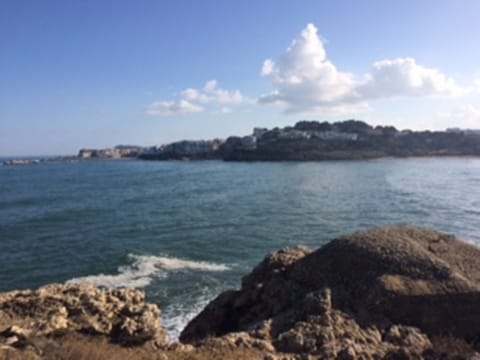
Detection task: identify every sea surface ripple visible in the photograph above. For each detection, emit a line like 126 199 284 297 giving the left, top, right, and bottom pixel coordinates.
1 158 479 338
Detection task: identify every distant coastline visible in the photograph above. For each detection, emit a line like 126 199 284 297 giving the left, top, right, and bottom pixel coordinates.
3 120 480 166
215 120 480 162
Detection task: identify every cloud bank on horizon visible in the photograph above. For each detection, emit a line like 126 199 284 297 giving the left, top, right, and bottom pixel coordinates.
146 23 477 126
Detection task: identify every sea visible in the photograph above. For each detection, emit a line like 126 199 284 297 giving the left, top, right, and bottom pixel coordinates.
1 158 479 340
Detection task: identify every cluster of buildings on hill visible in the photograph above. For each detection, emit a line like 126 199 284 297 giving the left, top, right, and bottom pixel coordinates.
76 123 361 161
4 121 480 166
446 128 480 136
141 122 362 160
79 141 226 161
140 139 223 160
253 126 358 141
223 125 359 153
16 120 476 164
74 121 415 161
78 145 143 159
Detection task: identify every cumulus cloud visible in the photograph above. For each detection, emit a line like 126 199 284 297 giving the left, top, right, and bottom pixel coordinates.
358 58 464 98
146 80 245 117
145 24 470 118
259 24 356 113
260 23 466 113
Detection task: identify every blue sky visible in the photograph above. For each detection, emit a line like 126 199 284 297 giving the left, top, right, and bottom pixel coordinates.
1 0 480 156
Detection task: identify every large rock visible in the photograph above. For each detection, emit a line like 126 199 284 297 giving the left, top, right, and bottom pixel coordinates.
2 227 480 359
0 283 167 348
181 226 480 358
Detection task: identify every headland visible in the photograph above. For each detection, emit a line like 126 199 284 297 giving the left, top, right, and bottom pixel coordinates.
4 120 480 165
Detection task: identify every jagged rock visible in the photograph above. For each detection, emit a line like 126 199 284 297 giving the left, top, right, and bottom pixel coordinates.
0 325 32 349
181 246 312 342
0 283 167 347
200 331 276 353
2 226 480 359
181 226 480 358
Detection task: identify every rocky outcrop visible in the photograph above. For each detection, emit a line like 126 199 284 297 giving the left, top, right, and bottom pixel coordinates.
0 283 167 351
181 226 480 358
2 227 480 359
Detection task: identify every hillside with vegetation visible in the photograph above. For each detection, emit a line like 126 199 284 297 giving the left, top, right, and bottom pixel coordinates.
221 120 480 161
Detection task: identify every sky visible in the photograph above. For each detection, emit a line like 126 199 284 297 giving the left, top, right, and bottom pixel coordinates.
1 0 480 156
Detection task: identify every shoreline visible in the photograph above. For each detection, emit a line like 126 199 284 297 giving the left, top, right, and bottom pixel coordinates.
3 154 480 167
1 226 479 359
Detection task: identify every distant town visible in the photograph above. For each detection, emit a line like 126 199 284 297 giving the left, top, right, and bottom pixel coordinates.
3 120 480 165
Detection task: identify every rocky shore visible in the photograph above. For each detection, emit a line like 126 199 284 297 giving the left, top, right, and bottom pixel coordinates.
1 226 480 359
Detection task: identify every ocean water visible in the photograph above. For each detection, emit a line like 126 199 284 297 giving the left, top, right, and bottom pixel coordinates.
1 158 479 339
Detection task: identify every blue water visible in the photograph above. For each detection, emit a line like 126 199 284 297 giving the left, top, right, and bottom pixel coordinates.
1 158 479 338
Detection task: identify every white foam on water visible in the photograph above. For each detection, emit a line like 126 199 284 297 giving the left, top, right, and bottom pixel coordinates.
145 255 230 272
162 292 218 341
67 254 230 289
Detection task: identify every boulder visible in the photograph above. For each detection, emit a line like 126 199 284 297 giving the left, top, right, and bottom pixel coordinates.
0 283 167 347
181 226 480 358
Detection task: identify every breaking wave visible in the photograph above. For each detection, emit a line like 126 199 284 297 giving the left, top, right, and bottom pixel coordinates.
162 292 218 341
67 254 230 289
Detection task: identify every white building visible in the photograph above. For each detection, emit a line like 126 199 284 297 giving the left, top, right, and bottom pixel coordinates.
311 131 358 141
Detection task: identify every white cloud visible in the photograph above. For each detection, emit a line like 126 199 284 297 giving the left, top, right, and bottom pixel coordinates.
358 58 464 99
146 80 245 117
182 81 244 105
145 24 471 120
145 99 203 117
259 23 356 112
204 80 218 93
260 23 466 114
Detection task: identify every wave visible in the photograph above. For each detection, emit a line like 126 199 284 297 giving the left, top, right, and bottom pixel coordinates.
66 254 230 289
162 292 217 341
